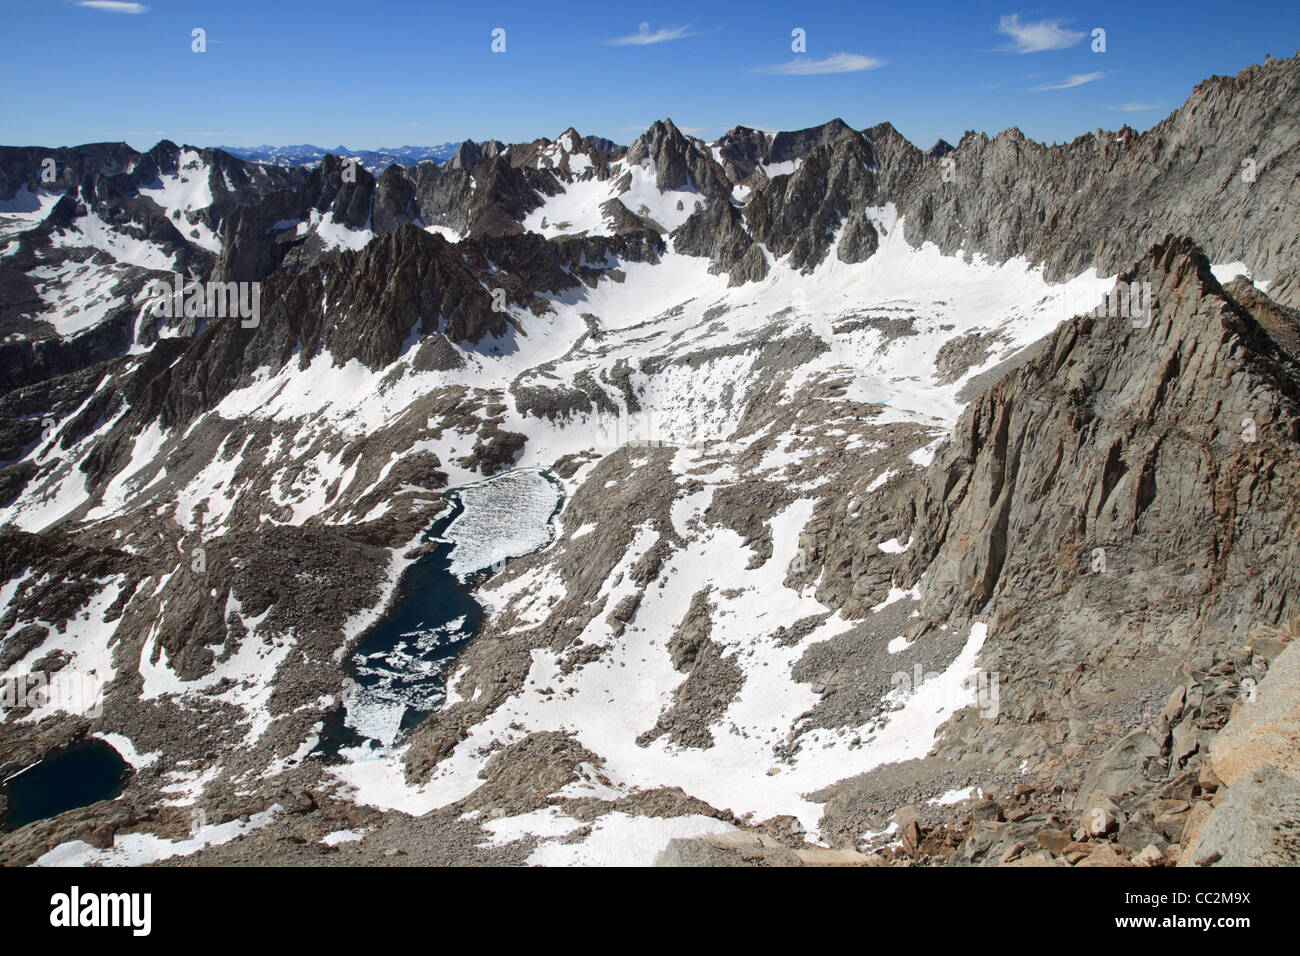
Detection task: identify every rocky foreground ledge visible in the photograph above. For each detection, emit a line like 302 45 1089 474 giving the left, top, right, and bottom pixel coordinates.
656 626 1300 866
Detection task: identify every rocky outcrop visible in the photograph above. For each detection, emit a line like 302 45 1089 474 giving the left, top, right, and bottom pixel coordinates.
713 120 856 185
1203 628 1300 787
883 53 1300 307
670 198 760 284
1187 765 1300 865
506 128 623 182
890 237 1300 632
745 130 878 272
624 119 732 202
712 125 770 183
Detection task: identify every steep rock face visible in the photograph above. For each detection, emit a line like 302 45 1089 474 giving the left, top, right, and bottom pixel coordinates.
370 165 418 234
408 147 558 239
805 236 1300 787
211 153 384 281
863 121 931 203
713 125 770 182
0 142 142 201
897 237 1299 627
406 159 473 234
885 54 1300 306
713 120 856 184
579 134 624 158
670 198 760 283
624 119 732 202
462 155 552 237
767 119 856 168
745 130 879 272
836 208 880 264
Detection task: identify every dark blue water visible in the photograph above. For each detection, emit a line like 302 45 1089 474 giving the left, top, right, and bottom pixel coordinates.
2 739 130 831
313 471 562 760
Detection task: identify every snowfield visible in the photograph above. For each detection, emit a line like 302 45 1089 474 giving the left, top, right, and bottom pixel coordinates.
3 164 1162 865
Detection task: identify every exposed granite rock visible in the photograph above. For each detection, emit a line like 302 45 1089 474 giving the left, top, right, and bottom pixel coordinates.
882 55 1300 307
670 198 756 281
624 119 731 202
745 129 878 272
1187 764 1300 865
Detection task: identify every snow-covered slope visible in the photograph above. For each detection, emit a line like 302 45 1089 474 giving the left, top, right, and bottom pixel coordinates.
2 57 1297 866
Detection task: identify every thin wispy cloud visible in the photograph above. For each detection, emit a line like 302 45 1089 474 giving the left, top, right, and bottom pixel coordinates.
76 1 149 13
1108 102 1163 112
607 22 697 46
754 53 883 76
1031 71 1106 91
996 14 1084 53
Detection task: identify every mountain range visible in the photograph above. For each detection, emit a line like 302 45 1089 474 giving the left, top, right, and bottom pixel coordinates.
218 143 465 174
0 51 1298 867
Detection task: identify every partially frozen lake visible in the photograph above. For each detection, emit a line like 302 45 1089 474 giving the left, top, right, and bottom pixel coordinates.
324 468 562 758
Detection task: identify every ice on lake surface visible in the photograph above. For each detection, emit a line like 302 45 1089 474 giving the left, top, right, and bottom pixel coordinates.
442 468 562 580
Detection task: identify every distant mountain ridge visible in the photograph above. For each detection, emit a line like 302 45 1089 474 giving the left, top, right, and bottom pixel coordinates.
219 142 465 173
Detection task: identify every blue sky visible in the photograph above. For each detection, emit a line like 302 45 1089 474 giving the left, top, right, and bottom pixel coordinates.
1 0 1296 151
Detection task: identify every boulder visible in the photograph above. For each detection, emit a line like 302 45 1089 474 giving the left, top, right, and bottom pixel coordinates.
1204 641 1300 787
1186 765 1300 866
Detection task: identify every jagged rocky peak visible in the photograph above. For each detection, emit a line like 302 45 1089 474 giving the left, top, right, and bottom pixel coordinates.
744 126 880 271
713 119 864 186
0 141 146 202
505 127 621 181
766 118 857 166
579 133 624 157
448 139 507 171
881 49 1300 308
556 127 584 151
371 165 418 233
713 125 771 182
309 152 376 227
624 118 732 200
927 139 955 157
128 223 527 437
672 121 884 279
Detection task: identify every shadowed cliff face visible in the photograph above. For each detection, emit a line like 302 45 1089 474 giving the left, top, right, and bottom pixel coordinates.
792 236 1300 793
896 237 1299 628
